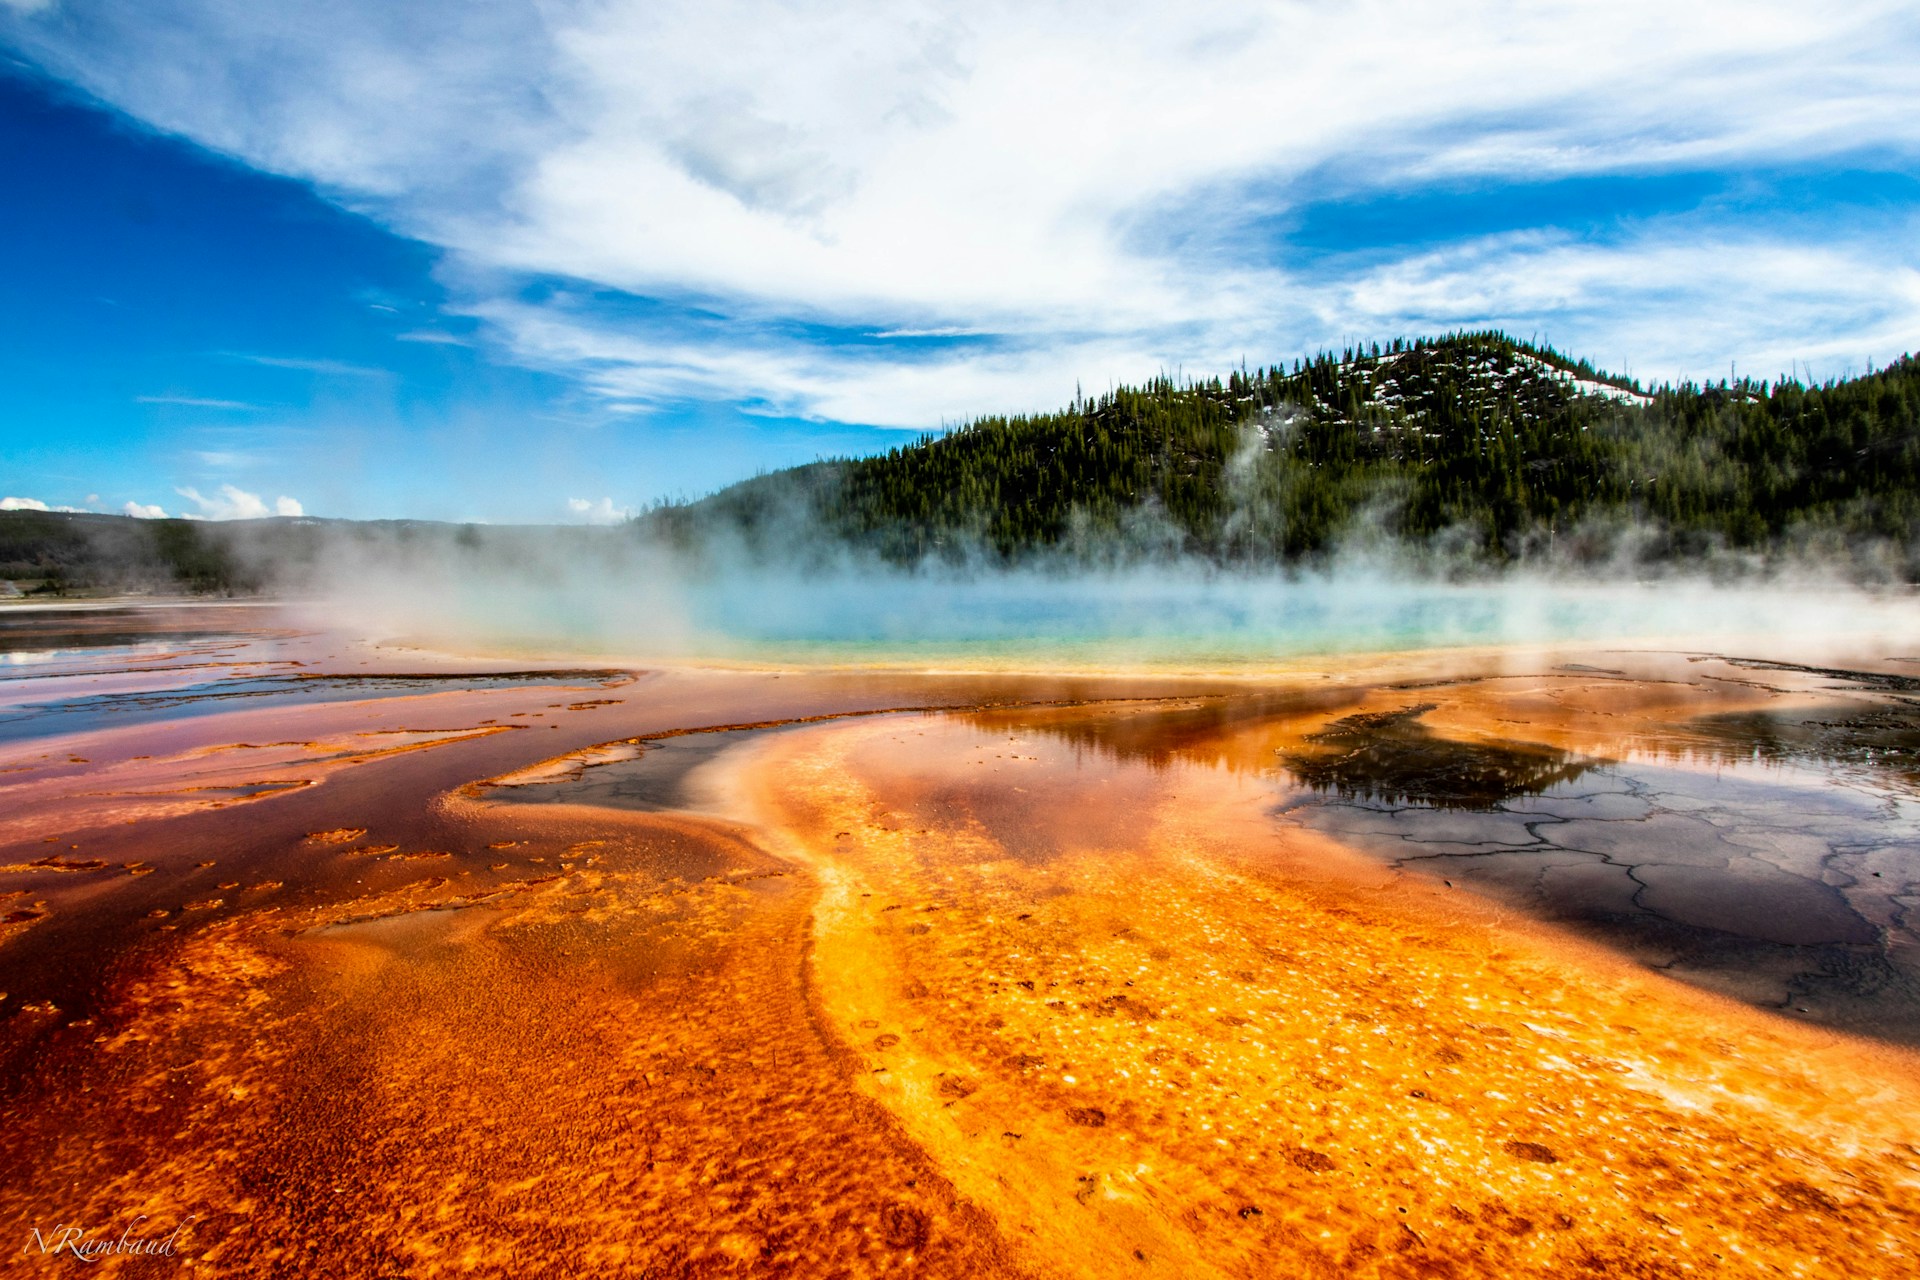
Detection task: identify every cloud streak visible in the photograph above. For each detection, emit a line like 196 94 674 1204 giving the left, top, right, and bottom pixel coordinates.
226 353 390 378
136 395 261 409
6 0 1917 429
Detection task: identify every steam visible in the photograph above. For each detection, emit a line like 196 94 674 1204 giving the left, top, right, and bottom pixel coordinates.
212 515 1920 670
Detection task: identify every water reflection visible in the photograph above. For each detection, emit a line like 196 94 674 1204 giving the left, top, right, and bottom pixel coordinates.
1276 703 1594 809
950 672 1920 1044
0 667 633 745
957 689 1361 774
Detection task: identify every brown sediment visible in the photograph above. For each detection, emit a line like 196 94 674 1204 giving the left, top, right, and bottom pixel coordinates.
3 616 1920 1276
0 854 110 873
0 631 1220 1276
0 727 523 852
0 767 1025 1276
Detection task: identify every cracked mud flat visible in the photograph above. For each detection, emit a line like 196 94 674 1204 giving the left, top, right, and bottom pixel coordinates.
1267 658 1920 1044
2 606 1919 1277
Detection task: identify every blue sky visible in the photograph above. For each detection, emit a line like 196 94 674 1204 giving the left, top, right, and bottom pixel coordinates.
0 65 901 521
2 1 1917 522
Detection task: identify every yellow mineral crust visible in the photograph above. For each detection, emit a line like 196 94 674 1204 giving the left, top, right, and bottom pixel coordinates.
740 715 1920 1279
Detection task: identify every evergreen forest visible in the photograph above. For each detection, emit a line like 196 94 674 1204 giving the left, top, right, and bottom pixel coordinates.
655 332 1920 575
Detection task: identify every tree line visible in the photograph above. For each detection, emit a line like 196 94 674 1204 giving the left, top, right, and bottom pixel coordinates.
657 331 1920 576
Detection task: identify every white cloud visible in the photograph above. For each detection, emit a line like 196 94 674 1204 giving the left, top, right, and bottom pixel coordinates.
0 0 58 14
174 483 304 520
1329 230 1920 384
566 496 631 524
471 221 1920 422
1 496 90 512
6 0 1918 423
123 501 168 518
481 295 1171 426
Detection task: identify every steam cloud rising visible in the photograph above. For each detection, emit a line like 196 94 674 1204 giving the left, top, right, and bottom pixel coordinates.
224 516 1920 669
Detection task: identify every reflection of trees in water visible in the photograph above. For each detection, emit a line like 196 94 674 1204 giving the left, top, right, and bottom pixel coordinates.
963 694 1596 808
1672 706 1920 792
958 687 1364 775
1277 704 1594 810
1608 660 1920 793
959 664 1920 808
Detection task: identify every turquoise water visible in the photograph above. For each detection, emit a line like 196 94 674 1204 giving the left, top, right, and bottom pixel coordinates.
337 567 1920 668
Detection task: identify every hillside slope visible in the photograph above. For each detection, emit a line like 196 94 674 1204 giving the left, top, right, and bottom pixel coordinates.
659 332 1920 574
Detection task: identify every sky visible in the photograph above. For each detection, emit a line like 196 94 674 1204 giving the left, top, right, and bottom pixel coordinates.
2 0 1917 524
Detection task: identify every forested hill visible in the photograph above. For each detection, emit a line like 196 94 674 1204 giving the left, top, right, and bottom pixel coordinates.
652 331 1920 575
